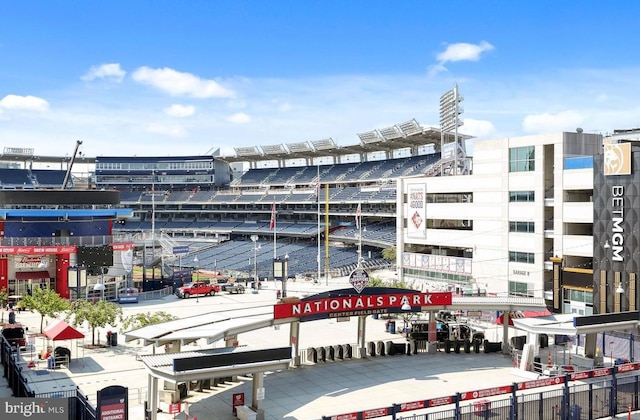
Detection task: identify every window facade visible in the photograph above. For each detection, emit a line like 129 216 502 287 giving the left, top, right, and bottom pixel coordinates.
509 281 533 297
509 191 535 202
509 221 535 233
509 146 535 172
509 251 535 264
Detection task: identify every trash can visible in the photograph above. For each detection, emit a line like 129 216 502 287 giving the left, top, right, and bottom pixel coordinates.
533 356 542 373
109 332 117 347
388 320 396 334
569 404 581 420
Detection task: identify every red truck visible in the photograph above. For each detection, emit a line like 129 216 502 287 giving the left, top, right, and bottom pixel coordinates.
175 281 220 299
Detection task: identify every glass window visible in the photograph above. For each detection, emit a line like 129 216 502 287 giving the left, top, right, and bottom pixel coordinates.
509 191 535 202
509 221 535 233
509 146 535 172
509 251 534 264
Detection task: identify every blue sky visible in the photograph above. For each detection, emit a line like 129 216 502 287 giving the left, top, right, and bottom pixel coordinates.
1 1 639 158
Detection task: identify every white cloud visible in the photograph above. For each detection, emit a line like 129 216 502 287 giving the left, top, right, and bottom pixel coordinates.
0 94 49 112
226 112 250 123
81 63 126 82
132 66 235 99
278 102 291 112
429 41 494 76
164 104 195 118
522 110 584 133
461 118 496 138
145 123 187 138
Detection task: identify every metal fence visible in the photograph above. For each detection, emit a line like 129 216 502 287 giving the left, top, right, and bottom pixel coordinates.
1 336 97 419
325 365 640 420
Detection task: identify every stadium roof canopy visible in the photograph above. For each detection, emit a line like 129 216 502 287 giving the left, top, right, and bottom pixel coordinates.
222 120 473 163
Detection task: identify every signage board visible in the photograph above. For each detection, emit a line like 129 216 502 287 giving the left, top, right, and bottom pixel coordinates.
349 268 369 293
232 393 244 415
274 292 452 320
172 245 190 255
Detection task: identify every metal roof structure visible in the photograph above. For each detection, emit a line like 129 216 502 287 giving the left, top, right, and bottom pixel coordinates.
140 346 291 383
124 296 547 348
512 313 640 336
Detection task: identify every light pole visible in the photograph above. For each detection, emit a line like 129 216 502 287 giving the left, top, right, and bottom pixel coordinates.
401 301 416 355
251 235 259 288
193 255 199 303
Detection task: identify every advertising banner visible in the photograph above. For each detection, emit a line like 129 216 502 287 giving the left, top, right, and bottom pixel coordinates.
407 184 426 238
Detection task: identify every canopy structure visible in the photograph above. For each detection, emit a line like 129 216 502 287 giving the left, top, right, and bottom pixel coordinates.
15 271 50 280
43 319 84 341
496 309 552 326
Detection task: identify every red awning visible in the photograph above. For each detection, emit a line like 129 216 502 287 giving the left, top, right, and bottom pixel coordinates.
43 319 85 341
497 310 552 326
15 271 50 280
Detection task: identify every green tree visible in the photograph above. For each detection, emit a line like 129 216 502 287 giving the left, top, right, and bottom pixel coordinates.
19 287 71 333
382 246 397 261
366 275 410 289
120 311 177 332
120 311 178 354
67 300 122 346
0 287 7 309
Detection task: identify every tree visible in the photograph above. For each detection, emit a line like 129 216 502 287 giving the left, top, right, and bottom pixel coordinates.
0 286 7 308
120 311 178 354
19 287 71 333
120 311 177 332
382 246 396 261
67 300 122 346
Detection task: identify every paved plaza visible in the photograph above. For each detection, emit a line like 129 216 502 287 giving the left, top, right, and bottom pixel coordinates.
0 274 634 420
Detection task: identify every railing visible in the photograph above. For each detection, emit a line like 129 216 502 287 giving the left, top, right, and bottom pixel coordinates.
322 362 640 420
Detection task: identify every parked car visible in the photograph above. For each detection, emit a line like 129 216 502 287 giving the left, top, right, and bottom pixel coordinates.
226 283 246 294
1 323 27 348
175 281 220 299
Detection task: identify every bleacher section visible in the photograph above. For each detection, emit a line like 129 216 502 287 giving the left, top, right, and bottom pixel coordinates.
233 153 440 186
177 239 387 279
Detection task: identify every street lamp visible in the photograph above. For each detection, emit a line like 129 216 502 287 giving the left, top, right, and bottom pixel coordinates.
193 255 199 303
273 253 289 298
251 235 260 288
401 301 417 355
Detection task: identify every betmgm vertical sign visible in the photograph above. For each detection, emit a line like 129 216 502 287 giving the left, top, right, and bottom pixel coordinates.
604 143 632 261
594 142 637 314
407 184 426 239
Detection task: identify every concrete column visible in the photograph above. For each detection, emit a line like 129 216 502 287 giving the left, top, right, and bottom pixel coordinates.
251 371 265 411
357 315 367 358
146 374 153 420
289 320 300 367
149 376 158 420
502 312 510 355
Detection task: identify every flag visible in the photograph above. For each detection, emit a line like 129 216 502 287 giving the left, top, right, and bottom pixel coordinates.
355 203 361 229
270 202 276 230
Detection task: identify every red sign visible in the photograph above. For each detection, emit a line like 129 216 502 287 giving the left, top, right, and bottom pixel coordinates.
428 396 453 407
617 362 638 373
363 408 388 419
459 385 512 401
274 292 452 320
0 245 77 255
517 376 564 390
232 393 245 415
168 403 181 414
111 242 135 251
331 414 358 420
400 400 426 411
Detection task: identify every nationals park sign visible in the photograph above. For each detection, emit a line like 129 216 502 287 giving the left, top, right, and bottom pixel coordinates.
273 289 452 321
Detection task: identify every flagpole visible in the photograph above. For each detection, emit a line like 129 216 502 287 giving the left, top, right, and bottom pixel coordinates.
316 163 321 284
273 202 277 259
356 202 362 268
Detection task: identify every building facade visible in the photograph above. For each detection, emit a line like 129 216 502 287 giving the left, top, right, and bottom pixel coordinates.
398 131 602 315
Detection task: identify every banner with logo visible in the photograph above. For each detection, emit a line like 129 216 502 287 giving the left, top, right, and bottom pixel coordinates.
407 184 426 238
